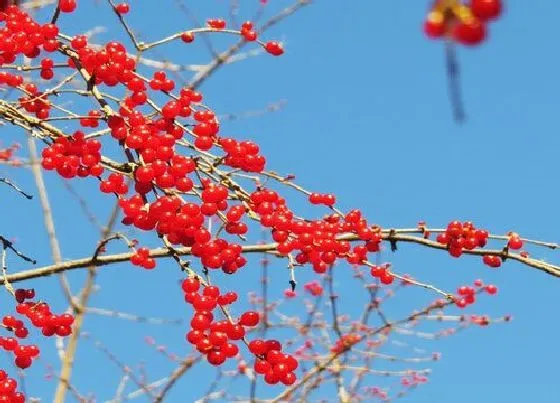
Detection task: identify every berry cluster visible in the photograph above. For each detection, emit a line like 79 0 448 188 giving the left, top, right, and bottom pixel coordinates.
0 2 520 395
240 21 258 42
16 300 74 337
264 41 284 56
69 39 137 87
0 5 60 66
0 336 39 369
219 137 266 173
401 373 429 388
331 333 362 354
248 339 298 385
0 288 74 376
0 370 24 403
424 0 503 46
308 192 336 206
0 143 19 164
283 288 297 298
253 190 384 274
207 19 226 30
454 280 498 308
18 82 51 119
119 194 247 273
182 278 243 366
303 280 323 296
129 247 156 269
41 131 104 179
436 220 489 258
79 110 102 128
2 312 28 339
369 264 395 285
99 173 128 195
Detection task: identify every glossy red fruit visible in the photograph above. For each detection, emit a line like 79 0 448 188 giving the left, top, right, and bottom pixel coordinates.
507 237 523 250
470 0 502 21
239 311 260 327
453 19 487 46
424 11 446 38
264 41 284 56
59 0 77 12
116 3 130 14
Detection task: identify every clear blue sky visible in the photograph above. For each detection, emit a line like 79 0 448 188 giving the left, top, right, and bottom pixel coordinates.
2 1 560 402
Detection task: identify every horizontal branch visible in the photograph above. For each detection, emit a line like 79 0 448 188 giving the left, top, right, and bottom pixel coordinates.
2 229 559 285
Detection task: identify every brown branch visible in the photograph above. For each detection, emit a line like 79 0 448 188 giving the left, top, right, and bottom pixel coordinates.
53 201 122 403
2 230 560 287
154 356 203 402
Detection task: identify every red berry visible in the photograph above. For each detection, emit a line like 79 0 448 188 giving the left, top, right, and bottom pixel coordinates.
239 311 260 327
264 41 284 56
470 0 502 21
453 19 487 46
116 3 130 14
507 237 523 250
15 355 32 369
181 32 195 43
486 284 498 295
59 0 77 13
207 350 227 365
424 11 446 38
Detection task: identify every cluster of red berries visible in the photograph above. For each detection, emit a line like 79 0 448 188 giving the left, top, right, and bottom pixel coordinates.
2 313 28 339
0 336 39 369
240 21 258 41
424 0 503 46
369 264 395 285
0 289 73 372
18 82 51 119
0 143 19 163
283 288 297 298
264 41 284 56
219 137 266 173
0 6 60 65
259 199 381 274
15 289 34 314
207 19 226 30
182 278 243 366
120 194 247 273
79 110 102 128
130 247 156 269
148 70 176 93
15 300 74 337
331 333 362 354
401 373 429 387
303 280 323 296
248 339 298 385
99 173 128 195
436 220 489 258
0 370 24 402
68 38 137 87
454 280 498 308
308 192 336 206
482 254 502 268
225 204 249 233
41 131 104 178
364 387 388 400
39 56 55 80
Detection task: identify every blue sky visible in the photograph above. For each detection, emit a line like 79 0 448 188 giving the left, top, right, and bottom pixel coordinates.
2 0 560 402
